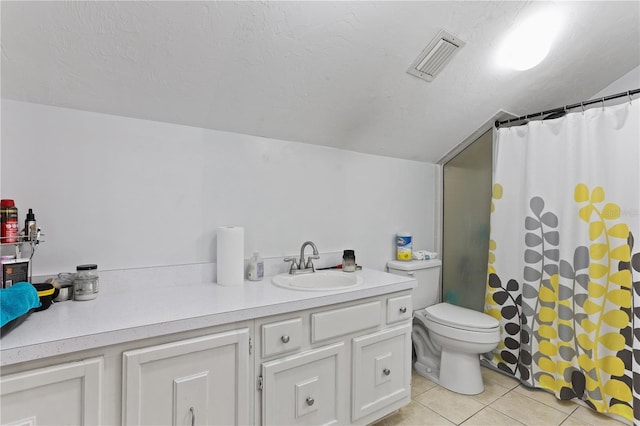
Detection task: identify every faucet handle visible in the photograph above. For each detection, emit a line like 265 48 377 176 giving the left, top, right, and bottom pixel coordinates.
284 257 299 274
305 255 319 270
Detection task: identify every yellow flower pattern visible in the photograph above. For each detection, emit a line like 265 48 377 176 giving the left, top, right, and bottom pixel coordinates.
484 183 636 422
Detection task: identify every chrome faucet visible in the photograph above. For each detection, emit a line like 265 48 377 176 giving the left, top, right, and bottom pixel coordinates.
284 241 320 274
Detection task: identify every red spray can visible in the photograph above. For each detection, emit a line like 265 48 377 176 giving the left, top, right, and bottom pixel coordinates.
1 199 19 243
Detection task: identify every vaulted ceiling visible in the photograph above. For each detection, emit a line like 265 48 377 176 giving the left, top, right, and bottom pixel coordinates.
2 1 639 162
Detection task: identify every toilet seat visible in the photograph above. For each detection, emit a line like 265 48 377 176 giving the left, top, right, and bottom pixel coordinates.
421 302 499 333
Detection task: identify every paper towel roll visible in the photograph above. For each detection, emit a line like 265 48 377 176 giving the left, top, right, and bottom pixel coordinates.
217 226 245 286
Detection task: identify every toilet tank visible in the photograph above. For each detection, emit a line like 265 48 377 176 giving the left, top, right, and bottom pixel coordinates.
387 259 442 311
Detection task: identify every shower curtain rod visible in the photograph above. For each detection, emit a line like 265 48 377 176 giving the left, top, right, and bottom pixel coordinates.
495 88 640 129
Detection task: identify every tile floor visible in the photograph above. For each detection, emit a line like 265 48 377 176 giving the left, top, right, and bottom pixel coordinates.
373 366 630 426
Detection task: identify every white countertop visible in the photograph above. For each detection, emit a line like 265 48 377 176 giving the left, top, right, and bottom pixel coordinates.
0 267 415 366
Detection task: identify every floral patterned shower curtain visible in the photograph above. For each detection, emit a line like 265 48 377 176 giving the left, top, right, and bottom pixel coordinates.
483 100 639 424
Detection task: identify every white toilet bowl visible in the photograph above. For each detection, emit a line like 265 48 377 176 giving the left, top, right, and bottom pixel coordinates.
386 260 500 395
413 302 500 395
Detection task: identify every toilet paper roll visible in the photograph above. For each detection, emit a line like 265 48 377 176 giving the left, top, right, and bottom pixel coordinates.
216 226 245 286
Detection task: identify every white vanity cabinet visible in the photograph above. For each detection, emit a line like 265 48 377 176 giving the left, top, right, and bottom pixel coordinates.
256 291 413 426
0 357 103 426
122 328 251 426
0 270 415 426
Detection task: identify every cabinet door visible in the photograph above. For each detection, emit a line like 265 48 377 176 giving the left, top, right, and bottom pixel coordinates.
262 342 346 426
0 357 103 426
351 323 412 421
122 328 250 426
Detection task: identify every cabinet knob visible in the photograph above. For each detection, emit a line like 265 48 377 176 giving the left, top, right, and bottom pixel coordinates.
399 307 407 314
306 397 315 406
281 335 290 343
383 368 391 376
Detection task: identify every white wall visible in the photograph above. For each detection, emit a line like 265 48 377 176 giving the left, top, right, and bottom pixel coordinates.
1 100 436 276
592 66 639 99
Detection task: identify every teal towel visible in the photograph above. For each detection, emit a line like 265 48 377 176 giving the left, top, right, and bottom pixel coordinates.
0 282 41 328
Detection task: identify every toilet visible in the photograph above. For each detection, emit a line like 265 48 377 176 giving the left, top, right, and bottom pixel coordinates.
387 259 500 395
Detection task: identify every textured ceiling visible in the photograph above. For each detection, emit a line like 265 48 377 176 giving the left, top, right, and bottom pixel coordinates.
2 1 639 162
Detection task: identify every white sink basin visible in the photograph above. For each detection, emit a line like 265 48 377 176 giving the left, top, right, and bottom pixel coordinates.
272 270 363 291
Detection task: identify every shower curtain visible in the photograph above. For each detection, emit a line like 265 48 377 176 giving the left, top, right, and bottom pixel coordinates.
483 100 639 424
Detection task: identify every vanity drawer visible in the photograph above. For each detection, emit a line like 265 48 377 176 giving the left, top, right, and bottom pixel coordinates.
311 301 381 343
262 318 303 357
387 295 412 324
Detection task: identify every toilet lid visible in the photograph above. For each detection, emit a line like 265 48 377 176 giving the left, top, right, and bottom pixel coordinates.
423 303 499 331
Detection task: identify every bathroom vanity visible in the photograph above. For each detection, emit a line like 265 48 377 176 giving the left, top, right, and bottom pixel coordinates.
0 267 415 425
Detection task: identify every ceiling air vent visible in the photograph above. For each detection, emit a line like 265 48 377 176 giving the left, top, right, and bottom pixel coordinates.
407 30 465 82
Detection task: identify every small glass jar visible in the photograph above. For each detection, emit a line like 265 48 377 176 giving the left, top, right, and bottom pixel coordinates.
54 272 74 302
342 249 356 272
73 264 99 301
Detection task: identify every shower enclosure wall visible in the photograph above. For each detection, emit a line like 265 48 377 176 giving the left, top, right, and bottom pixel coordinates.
441 129 493 312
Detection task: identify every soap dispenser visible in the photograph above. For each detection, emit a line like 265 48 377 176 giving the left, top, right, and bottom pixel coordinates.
248 252 264 281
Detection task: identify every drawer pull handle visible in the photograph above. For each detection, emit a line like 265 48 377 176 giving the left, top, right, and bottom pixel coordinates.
190 407 195 426
383 368 391 376
399 307 407 314
281 335 290 343
306 397 315 406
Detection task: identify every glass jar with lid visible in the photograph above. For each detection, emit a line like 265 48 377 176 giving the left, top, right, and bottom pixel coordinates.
73 264 99 301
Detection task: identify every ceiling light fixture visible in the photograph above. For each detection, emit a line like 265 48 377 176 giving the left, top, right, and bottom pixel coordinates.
497 10 562 71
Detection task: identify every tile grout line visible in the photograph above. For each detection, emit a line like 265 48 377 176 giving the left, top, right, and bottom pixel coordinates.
410 396 457 425
409 369 628 426
510 385 581 417
487 387 577 426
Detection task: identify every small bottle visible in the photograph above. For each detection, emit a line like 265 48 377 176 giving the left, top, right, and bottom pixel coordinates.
342 249 356 272
248 252 264 281
24 209 37 241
